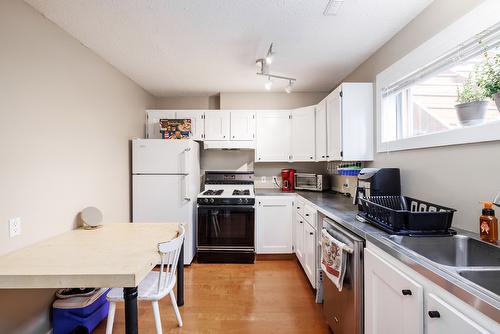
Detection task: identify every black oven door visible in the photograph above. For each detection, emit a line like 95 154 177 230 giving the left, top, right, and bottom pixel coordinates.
197 205 254 249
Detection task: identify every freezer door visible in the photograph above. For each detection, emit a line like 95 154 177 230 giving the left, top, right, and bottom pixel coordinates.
132 139 194 174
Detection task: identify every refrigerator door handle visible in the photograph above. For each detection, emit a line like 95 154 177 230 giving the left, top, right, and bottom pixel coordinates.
183 175 191 201
183 146 191 201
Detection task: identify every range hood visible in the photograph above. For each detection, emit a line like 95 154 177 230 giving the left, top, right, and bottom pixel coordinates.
203 141 255 150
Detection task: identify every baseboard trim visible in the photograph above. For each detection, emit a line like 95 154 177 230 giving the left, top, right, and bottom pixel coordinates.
256 254 296 261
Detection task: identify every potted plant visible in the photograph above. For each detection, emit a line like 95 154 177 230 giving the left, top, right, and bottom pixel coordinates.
477 53 500 112
455 72 489 126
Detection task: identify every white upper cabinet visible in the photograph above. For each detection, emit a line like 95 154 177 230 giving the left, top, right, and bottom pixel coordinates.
324 82 374 161
326 87 342 161
341 83 374 161
365 248 424 334
315 99 327 161
291 106 316 162
204 111 230 141
176 110 205 140
146 110 176 139
146 110 205 140
256 111 291 162
230 111 255 141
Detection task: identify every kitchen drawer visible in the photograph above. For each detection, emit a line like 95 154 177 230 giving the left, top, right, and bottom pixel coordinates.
303 204 317 226
295 197 305 218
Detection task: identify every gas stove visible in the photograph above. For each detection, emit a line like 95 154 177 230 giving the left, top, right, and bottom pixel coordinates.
197 171 255 206
196 171 256 263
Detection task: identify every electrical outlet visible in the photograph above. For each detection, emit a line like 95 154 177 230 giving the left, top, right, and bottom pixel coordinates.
260 176 266 183
9 217 21 238
343 178 350 189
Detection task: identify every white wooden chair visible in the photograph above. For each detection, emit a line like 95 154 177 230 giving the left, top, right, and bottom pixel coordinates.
105 225 185 334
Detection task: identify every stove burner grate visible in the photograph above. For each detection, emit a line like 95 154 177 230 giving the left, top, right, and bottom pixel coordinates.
232 190 250 196
202 189 224 196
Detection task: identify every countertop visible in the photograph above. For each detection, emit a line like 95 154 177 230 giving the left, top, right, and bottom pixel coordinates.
256 188 383 238
255 188 500 323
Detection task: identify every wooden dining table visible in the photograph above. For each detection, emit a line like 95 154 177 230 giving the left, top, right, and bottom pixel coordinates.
0 223 184 334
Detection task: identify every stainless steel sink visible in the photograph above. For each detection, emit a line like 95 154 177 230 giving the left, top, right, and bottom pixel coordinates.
458 270 500 296
386 235 500 267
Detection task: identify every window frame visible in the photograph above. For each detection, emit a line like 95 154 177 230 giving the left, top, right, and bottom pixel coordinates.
376 1 500 153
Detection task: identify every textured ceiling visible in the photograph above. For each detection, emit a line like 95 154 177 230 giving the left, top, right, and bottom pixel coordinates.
26 0 433 96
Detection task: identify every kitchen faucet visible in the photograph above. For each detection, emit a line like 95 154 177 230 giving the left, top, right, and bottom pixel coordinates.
494 191 500 208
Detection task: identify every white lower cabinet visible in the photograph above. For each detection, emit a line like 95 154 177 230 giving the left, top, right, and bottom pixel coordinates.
365 248 424 334
295 214 305 264
303 221 316 287
293 197 317 288
366 243 500 334
255 196 293 254
426 293 489 334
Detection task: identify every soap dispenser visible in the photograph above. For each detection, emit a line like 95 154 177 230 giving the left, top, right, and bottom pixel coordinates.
480 202 498 244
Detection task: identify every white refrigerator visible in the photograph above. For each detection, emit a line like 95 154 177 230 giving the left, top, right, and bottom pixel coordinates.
132 139 200 264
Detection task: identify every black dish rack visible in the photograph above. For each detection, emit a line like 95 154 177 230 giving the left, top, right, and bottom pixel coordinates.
358 196 457 236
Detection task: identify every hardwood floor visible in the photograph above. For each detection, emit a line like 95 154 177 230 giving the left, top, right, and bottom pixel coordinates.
94 259 330 333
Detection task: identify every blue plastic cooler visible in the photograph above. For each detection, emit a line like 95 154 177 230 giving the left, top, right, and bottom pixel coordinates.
52 288 109 334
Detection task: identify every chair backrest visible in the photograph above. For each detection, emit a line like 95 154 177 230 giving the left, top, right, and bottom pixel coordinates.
157 225 185 294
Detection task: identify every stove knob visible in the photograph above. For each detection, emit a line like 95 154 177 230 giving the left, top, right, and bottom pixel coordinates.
204 198 209 203
243 198 248 204
210 198 215 203
238 198 243 204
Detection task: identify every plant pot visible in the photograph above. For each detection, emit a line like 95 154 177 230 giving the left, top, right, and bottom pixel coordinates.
454 101 489 126
493 92 500 112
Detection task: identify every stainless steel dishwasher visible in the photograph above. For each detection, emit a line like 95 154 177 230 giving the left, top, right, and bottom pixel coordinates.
322 217 364 334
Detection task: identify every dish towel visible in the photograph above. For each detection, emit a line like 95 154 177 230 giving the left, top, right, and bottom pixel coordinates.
321 229 348 292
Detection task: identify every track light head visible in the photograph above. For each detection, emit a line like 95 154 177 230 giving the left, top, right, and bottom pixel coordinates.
264 77 273 91
285 80 294 94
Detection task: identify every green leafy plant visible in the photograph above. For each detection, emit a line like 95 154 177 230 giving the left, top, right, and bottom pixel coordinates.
476 53 500 98
457 72 488 104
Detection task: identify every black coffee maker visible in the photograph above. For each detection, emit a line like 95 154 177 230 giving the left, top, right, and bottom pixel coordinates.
354 168 401 209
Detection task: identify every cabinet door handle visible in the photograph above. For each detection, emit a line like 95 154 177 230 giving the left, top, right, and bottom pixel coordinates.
309 232 314 235
305 213 310 217
310 156 313 159
401 289 412 296
428 311 440 318
297 207 300 209
300 221 303 224
322 155 325 158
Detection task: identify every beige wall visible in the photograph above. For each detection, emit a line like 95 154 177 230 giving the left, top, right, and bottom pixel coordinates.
343 0 499 232
156 95 220 109
0 1 154 332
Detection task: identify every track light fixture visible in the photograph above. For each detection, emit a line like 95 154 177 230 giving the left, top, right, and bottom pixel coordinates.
256 43 296 92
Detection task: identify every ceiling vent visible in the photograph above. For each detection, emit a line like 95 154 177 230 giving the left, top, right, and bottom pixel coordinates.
323 0 345 16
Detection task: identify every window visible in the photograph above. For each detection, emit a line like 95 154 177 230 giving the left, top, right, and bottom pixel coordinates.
377 2 500 152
